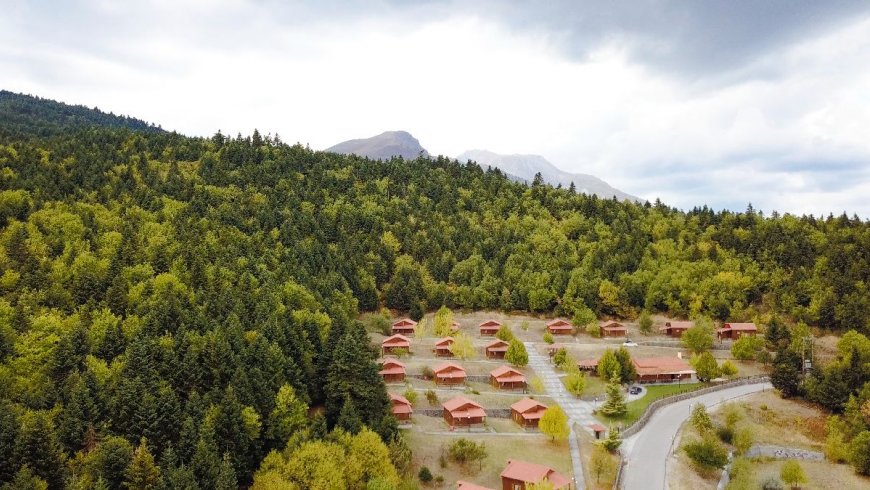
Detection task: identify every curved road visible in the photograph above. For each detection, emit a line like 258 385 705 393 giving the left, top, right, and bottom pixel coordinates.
621 382 772 490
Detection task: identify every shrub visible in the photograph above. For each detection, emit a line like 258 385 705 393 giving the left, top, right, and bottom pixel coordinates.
403 388 417 405
732 425 753 455
438 453 447 468
422 366 434 380
850 430 870 475
722 403 744 429
418 467 432 483
505 339 528 367
520 320 530 331
690 404 713 433
731 335 765 361
716 425 734 444
448 438 487 468
720 360 738 377
495 324 514 342
425 389 438 405
367 312 392 336
543 332 554 344
761 477 784 490
434 475 444 486
683 435 729 469
552 348 569 369
780 460 807 488
564 371 587 397
586 323 601 338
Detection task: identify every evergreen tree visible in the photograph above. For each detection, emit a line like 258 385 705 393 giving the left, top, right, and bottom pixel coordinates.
0 401 20 482
213 454 236 490
599 375 627 417
126 438 161 490
91 436 134 490
14 411 66 488
337 395 363 435
771 348 802 398
504 339 528 367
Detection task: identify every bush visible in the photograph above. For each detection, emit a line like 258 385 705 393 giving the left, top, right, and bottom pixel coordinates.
505 339 528 367
850 430 870 475
683 436 729 469
520 320 530 331
553 348 568 369
495 324 514 342
367 312 392 336
543 332 554 344
761 477 784 490
564 371 587 397
422 366 434 380
690 404 713 433
403 388 417 405
418 467 432 483
716 425 734 444
438 453 447 468
425 389 438 405
732 425 753 455
780 460 807 488
731 335 765 360
720 360 738 377
586 323 601 338
448 438 487 467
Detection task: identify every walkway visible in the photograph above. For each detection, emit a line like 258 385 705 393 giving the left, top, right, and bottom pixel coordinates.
620 381 772 490
525 341 595 490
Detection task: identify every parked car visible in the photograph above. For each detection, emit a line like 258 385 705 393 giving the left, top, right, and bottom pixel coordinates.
629 386 642 395
622 339 638 347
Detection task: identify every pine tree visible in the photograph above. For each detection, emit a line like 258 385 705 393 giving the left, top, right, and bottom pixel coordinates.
599 375 627 417
14 411 66 488
337 395 363 434
0 400 20 482
214 453 237 490
126 438 161 490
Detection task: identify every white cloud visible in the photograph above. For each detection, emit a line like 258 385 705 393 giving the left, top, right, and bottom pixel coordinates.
1 1 869 216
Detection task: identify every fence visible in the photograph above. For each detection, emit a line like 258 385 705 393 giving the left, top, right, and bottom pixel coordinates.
620 375 770 438
416 408 512 418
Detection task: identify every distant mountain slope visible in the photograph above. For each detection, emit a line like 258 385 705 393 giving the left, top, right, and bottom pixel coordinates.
456 149 640 202
326 131 429 160
0 90 163 138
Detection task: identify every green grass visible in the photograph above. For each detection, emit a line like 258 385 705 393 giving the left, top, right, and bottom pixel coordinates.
596 383 704 426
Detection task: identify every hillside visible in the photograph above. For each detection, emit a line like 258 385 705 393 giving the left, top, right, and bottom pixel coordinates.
0 93 868 488
457 149 640 202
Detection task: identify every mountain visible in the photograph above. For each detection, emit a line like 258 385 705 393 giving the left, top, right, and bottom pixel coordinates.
326 130 429 160
0 90 163 138
456 149 640 202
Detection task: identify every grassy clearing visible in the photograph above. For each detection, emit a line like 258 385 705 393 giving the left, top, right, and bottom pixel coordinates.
595 383 704 426
741 459 869 490
404 430 572 489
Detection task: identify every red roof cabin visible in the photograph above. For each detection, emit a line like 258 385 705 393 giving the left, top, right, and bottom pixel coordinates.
457 482 495 490
381 334 411 355
717 322 758 340
433 361 467 386
546 319 573 335
661 321 694 337
433 337 455 357
576 358 599 374
479 320 502 336
510 397 548 428
599 321 627 338
500 459 572 490
390 393 413 421
486 339 510 359
391 318 417 335
378 358 406 383
442 396 486 428
490 366 526 391
632 356 696 384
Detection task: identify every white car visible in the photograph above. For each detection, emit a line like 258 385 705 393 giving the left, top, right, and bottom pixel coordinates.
622 339 639 347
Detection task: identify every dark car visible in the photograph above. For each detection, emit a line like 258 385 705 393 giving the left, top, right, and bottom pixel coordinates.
629 386 642 395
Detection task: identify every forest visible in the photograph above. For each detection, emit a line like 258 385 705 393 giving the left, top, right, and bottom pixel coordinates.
0 90 868 488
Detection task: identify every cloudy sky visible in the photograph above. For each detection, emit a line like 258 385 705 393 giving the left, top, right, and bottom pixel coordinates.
2 0 870 217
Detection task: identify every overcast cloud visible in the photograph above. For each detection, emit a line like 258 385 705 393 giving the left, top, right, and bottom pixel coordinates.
2 0 869 217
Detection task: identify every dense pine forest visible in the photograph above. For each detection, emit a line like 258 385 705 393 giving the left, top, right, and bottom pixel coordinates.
0 91 869 488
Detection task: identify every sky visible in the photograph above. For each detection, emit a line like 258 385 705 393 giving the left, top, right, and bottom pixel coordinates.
2 0 870 217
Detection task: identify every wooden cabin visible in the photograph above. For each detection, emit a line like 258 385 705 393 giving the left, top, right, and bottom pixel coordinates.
479 320 502 336
433 337 455 357
716 322 758 340
490 366 526 390
432 361 467 386
510 398 548 428
660 321 693 337
546 319 573 335
632 356 696 384
389 393 413 421
442 396 486 428
381 334 411 355
485 339 510 359
599 321 627 338
576 358 599 374
378 358 406 383
500 459 572 490
391 318 417 336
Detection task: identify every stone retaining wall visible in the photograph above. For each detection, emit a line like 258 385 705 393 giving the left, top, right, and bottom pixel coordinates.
620 376 770 438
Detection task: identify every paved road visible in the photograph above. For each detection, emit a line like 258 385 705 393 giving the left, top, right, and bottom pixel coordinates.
620 382 772 490
525 342 594 489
